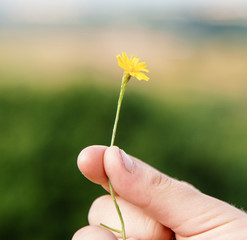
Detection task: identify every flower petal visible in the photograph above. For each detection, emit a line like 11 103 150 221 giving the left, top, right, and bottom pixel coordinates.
117 52 149 81
133 72 149 81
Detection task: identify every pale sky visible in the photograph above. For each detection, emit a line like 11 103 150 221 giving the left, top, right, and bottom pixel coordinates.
2 0 247 9
1 0 247 23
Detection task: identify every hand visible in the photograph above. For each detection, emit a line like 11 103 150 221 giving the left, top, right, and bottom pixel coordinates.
73 145 247 240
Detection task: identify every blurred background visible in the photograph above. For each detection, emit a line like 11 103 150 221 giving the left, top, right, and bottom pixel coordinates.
0 0 247 239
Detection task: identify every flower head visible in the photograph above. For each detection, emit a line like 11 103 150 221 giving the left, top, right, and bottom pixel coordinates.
117 52 149 81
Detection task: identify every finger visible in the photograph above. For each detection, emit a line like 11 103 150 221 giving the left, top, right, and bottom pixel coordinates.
103 146 247 237
72 226 117 240
88 195 173 240
77 145 109 190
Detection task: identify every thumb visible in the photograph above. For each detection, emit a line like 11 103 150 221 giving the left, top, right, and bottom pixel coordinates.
104 146 247 237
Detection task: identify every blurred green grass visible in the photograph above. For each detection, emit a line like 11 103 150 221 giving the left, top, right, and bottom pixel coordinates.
0 77 246 239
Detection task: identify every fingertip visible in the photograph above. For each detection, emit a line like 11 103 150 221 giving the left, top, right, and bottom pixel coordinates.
104 146 120 157
88 195 111 226
72 226 117 240
72 226 89 240
77 145 104 168
104 146 122 173
77 145 108 184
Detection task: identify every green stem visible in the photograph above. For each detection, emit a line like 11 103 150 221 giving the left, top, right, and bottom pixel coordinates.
110 73 129 146
108 180 126 240
102 73 130 240
100 223 122 234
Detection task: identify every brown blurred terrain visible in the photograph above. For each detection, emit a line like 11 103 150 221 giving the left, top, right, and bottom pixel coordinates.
0 21 247 100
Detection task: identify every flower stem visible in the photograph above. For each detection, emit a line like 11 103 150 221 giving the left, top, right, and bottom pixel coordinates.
107 180 126 240
102 73 130 240
100 223 122 234
110 73 130 146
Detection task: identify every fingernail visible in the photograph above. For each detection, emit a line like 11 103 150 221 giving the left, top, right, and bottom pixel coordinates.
120 149 134 173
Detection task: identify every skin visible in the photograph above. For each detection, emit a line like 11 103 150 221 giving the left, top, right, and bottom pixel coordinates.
72 145 247 240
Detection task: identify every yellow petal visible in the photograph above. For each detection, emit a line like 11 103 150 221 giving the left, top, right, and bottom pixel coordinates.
122 52 129 64
134 72 149 81
132 57 140 66
136 62 147 70
117 54 128 71
117 55 123 66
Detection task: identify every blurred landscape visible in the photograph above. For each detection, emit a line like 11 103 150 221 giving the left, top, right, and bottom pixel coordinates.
0 1 247 239
1 3 247 98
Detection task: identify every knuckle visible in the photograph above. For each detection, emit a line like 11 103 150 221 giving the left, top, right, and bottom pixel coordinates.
88 195 111 223
180 180 200 192
150 171 172 190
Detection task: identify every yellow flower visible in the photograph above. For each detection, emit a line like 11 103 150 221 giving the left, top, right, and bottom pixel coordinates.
117 52 149 81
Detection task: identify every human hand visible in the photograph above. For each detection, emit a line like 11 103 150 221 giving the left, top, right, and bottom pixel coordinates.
73 145 247 240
